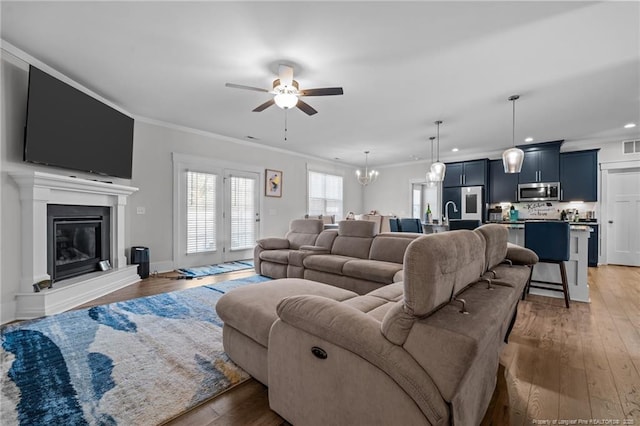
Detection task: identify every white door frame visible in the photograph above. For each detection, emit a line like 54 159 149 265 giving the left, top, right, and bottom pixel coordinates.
600 159 640 265
172 153 263 270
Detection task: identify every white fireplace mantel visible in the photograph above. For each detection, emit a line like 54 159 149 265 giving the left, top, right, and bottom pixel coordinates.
10 171 140 319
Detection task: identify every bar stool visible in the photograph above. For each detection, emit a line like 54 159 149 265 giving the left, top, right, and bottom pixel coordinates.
524 221 571 308
399 218 423 233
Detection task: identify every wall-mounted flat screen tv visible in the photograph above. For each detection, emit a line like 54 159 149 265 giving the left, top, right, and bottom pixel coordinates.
24 65 134 179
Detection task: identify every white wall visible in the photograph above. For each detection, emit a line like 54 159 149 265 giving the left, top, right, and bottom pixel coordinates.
128 119 363 272
0 51 362 323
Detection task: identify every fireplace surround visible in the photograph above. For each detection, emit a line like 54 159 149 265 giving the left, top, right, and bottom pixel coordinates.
10 171 139 319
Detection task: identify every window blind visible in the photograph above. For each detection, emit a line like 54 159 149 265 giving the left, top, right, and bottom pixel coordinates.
230 176 256 250
186 171 217 254
308 171 343 219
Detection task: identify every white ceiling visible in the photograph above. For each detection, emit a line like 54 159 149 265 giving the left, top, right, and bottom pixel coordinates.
2 1 639 168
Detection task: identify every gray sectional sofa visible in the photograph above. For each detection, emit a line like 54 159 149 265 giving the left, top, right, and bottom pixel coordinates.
255 219 423 294
217 224 538 425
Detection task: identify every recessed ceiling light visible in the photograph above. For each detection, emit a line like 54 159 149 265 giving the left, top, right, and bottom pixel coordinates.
246 135 259 140
451 148 459 152
624 123 636 129
525 137 533 142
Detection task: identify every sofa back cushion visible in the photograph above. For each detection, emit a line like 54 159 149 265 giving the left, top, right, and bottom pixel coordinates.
474 224 508 272
315 229 339 250
381 231 486 344
286 219 324 249
331 220 377 259
369 234 420 264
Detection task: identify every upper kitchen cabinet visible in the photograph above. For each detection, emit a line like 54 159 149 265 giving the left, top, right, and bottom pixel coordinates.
518 140 563 184
443 159 487 187
489 159 519 203
560 149 599 201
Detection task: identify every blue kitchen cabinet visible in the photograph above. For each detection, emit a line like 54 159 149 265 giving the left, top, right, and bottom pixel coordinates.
560 149 598 202
443 160 487 187
442 187 461 220
489 159 519 203
518 141 562 184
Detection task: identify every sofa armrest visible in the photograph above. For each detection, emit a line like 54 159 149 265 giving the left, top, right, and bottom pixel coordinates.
256 237 290 250
506 242 539 265
274 295 447 423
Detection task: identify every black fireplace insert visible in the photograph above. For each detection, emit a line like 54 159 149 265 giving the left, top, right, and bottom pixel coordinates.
47 205 111 282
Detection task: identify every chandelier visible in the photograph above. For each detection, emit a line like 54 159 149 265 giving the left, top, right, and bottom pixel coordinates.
356 151 379 186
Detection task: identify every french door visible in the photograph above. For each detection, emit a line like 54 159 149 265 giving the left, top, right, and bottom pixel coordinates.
175 157 260 269
223 170 260 262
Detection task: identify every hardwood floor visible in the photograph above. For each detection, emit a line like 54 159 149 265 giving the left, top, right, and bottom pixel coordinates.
78 265 640 425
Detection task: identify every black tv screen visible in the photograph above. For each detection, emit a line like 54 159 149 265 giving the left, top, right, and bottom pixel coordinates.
24 66 134 179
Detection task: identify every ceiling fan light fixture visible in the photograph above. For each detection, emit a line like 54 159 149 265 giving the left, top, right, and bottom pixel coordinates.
274 92 298 109
502 95 525 174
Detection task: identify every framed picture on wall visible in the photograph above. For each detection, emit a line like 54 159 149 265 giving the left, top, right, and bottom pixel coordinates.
265 169 283 197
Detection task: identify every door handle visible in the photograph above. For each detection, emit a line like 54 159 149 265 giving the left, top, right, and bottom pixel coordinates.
608 220 613 224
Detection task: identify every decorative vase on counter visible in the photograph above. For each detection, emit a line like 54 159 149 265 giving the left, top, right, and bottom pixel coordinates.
509 206 519 222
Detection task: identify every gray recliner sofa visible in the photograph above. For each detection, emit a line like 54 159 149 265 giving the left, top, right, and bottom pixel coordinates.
253 218 325 279
257 220 423 295
217 224 538 425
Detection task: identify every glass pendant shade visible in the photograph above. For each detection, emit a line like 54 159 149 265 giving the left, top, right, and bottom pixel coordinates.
425 170 438 187
502 147 525 173
430 120 446 182
274 92 298 109
502 94 524 174
430 161 446 181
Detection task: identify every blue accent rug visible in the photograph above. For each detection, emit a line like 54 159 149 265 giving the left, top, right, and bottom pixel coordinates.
0 274 271 425
176 260 254 278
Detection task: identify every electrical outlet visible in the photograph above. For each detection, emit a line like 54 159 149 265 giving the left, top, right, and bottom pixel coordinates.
136 207 146 215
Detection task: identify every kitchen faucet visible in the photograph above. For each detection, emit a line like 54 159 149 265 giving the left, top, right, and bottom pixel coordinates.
444 201 458 224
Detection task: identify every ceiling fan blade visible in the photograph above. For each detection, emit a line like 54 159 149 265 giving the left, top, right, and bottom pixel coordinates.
296 99 318 116
278 64 294 86
252 98 275 112
225 83 269 93
299 87 344 96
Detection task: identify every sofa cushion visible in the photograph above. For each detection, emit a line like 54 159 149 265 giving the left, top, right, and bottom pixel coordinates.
338 220 378 237
474 224 508 272
342 259 403 284
331 236 374 259
369 234 419 264
259 249 291 264
381 231 486 345
286 219 324 249
217 278 358 347
303 254 354 274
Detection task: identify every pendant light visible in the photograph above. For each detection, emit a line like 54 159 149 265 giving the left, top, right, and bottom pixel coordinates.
502 95 525 173
425 136 437 187
430 120 446 182
356 151 379 186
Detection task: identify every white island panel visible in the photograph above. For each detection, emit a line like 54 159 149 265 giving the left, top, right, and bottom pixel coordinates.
505 225 591 303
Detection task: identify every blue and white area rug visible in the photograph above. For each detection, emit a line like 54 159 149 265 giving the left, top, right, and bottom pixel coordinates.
176 260 254 278
0 274 270 425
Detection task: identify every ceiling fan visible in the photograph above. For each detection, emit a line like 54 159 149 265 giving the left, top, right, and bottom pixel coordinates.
225 64 343 116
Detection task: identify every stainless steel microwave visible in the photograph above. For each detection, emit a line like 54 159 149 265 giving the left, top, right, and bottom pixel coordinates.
518 182 560 202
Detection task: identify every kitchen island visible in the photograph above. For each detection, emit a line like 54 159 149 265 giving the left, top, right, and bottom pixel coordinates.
502 223 592 303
